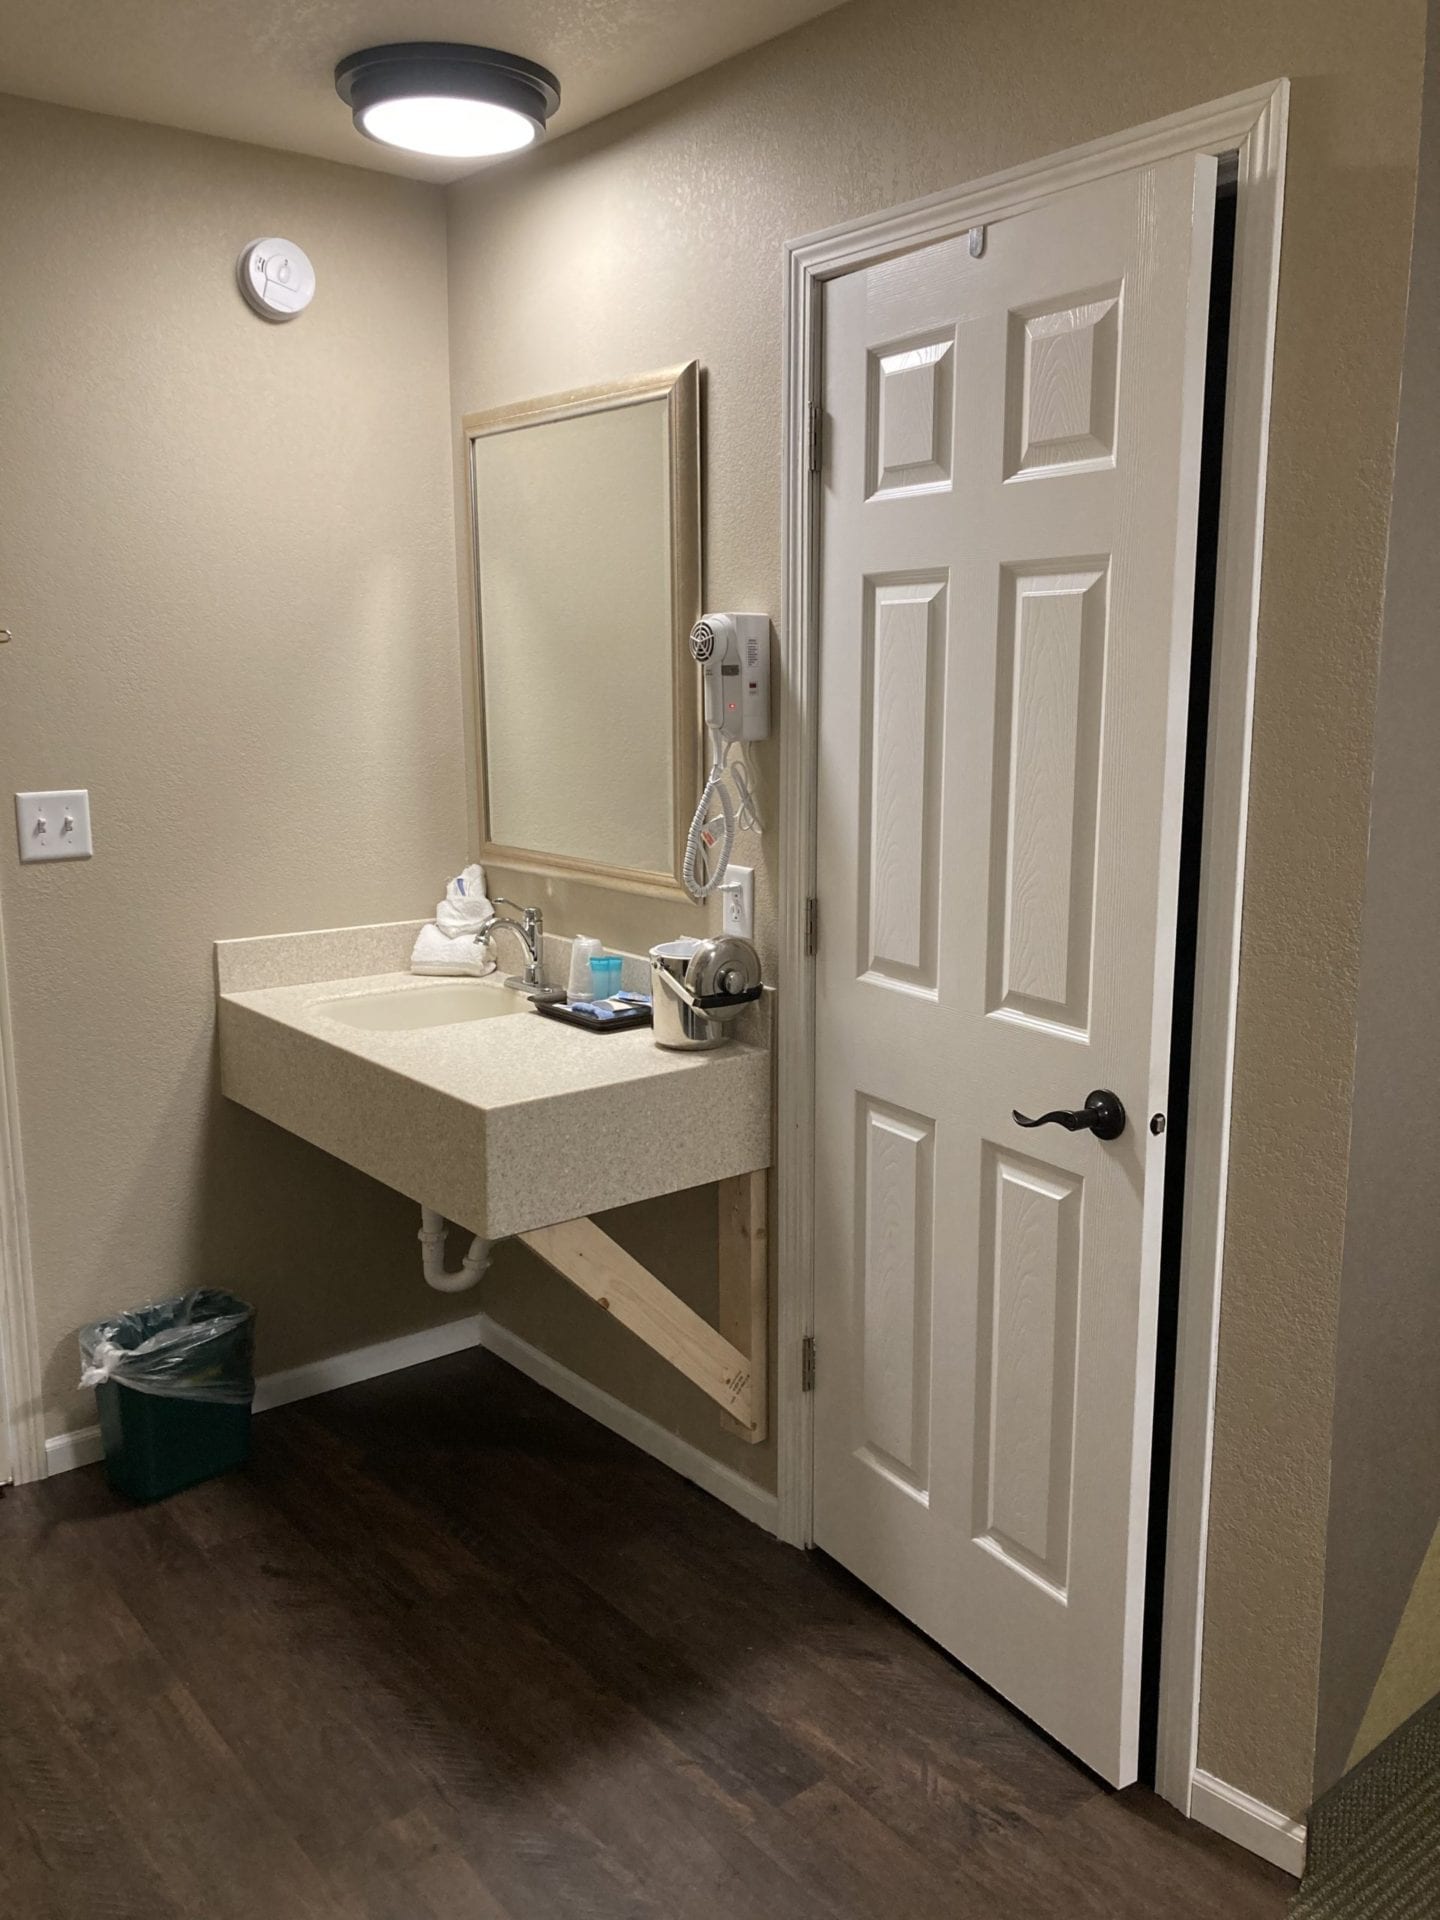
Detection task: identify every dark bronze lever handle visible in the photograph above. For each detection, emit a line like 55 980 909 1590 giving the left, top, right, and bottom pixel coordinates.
1012 1088 1127 1142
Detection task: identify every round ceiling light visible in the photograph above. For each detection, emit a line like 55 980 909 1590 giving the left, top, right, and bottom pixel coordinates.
334 43 560 160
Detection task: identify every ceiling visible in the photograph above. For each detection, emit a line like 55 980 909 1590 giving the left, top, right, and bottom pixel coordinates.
0 0 851 181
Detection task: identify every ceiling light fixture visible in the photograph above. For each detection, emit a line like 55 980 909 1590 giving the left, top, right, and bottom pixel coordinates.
334 43 560 161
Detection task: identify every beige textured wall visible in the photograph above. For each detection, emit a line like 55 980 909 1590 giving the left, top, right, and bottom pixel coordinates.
1315 0 1440 1796
0 96 474 1440
446 0 1426 1812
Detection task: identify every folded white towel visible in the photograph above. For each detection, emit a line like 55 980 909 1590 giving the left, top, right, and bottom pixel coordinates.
435 863 493 937
410 922 497 977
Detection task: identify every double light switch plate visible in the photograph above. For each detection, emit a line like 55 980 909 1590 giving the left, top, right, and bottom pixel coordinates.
15 790 92 862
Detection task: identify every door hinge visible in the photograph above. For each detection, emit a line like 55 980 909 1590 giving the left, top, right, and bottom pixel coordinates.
806 401 824 475
804 896 819 957
801 1334 816 1393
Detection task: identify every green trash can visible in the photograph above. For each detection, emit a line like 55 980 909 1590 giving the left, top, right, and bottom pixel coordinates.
78 1290 256 1502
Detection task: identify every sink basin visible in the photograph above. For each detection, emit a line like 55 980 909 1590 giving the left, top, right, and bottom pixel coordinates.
315 981 527 1031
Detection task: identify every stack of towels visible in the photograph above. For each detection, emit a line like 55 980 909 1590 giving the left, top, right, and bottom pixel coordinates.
410 865 499 976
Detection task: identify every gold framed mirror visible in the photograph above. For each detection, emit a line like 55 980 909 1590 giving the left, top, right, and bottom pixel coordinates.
463 362 701 895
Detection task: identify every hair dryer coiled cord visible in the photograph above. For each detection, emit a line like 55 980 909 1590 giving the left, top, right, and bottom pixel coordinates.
683 730 737 902
684 726 766 904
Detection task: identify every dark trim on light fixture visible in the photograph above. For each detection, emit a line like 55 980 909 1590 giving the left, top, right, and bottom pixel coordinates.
334 42 560 152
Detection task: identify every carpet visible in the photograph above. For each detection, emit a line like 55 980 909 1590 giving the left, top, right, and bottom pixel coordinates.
1293 1694 1440 1918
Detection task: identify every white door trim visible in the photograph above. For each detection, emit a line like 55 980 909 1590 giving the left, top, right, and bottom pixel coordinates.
0 884 44 1485
776 80 1289 1817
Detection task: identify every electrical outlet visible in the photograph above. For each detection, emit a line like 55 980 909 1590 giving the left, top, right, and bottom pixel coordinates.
720 864 754 941
16 790 92 863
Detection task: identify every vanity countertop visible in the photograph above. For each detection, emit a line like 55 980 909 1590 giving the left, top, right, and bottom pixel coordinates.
216 922 772 1240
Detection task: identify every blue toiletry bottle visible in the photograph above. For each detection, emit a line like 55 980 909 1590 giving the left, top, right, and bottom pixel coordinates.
589 954 623 997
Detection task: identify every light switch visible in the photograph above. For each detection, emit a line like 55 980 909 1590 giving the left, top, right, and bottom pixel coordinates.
16 790 92 863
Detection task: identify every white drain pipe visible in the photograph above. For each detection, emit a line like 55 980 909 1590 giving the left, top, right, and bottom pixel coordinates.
418 1206 491 1292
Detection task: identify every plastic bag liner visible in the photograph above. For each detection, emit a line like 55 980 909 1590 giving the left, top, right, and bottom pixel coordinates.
78 1290 255 1404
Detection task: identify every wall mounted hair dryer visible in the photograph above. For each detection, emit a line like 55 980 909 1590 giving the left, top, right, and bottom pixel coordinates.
683 613 770 902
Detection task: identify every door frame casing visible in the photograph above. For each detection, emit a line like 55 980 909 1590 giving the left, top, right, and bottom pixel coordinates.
774 81 1289 1816
0 883 44 1485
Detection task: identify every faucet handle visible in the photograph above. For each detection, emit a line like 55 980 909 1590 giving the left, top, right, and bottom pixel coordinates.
492 895 542 932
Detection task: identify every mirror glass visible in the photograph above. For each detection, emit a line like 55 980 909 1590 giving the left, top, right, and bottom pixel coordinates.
465 364 700 891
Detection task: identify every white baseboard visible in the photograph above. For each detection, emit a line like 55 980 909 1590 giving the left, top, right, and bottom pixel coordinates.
44 1423 106 1474
477 1314 779 1536
44 1315 484 1478
1190 1768 1307 1877
251 1314 482 1414
41 1311 780 1543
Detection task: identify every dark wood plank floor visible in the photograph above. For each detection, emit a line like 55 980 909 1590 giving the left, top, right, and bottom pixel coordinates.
1 1349 1291 1919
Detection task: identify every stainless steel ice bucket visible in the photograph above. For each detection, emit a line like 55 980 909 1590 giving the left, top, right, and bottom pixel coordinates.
649 936 762 1051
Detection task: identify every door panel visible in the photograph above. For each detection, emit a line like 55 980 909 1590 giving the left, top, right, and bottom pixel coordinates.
857 1096 935 1496
813 152 1217 1785
990 563 1107 1029
862 577 947 988
975 1144 1081 1595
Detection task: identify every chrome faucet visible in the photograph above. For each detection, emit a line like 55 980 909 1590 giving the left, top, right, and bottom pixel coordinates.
476 897 547 993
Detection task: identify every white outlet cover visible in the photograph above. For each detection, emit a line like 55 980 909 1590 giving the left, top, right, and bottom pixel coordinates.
16 790 92 863
720 864 754 940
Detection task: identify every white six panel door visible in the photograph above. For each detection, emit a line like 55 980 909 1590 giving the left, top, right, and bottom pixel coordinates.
812 153 1217 1786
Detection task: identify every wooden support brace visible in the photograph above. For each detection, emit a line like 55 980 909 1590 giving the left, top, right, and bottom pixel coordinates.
517 1169 768 1443
718 1171 768 1445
